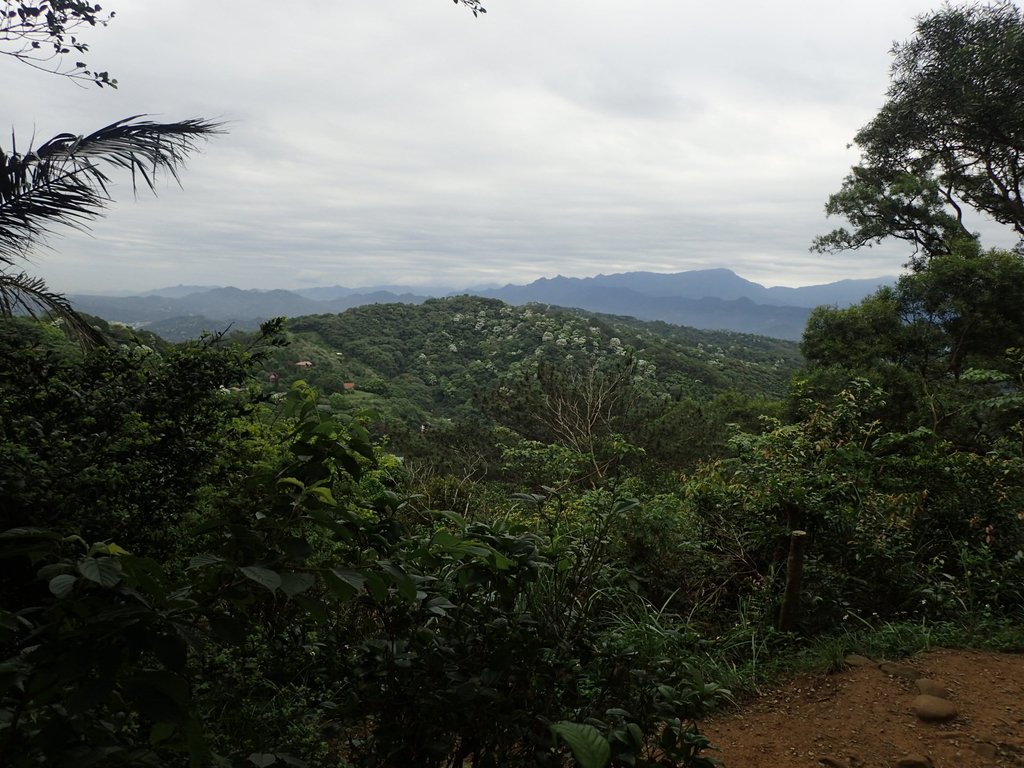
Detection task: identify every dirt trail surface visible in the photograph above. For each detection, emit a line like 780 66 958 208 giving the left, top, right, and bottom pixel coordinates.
701 648 1024 767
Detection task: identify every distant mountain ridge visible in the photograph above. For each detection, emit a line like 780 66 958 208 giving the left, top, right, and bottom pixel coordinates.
479 269 889 307
71 268 895 341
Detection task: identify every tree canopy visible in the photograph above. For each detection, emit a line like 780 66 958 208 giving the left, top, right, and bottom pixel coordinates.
814 1 1024 265
1 0 116 85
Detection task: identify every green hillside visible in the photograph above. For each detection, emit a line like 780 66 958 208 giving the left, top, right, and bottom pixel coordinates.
262 297 800 477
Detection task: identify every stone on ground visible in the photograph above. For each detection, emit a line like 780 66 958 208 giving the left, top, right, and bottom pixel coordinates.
912 694 959 722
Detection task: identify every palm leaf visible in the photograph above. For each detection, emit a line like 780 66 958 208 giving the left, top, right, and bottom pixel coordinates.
0 116 223 265
0 116 222 345
0 271 105 344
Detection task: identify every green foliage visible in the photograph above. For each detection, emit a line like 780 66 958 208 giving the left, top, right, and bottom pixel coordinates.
798 247 1024 446
284 297 797 486
552 722 610 768
815 1 1024 261
2 324 727 766
688 381 1024 633
0 320 280 558
6 230 1024 768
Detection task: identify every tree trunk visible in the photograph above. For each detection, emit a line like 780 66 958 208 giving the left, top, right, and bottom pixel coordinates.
778 529 807 632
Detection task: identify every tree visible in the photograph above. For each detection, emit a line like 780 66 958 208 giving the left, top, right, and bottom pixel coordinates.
0 117 220 340
798 245 1024 443
454 0 486 15
814 1 1024 265
1 0 116 85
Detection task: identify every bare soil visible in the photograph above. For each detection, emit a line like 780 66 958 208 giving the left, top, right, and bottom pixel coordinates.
701 648 1024 768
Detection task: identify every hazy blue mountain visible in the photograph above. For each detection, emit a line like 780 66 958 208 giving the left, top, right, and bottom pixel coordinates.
763 277 897 307
563 269 770 301
472 283 811 339
169 287 323 318
69 287 429 335
480 269 893 309
139 284 223 298
70 294 183 323
70 268 893 341
292 285 360 301
294 284 470 301
466 269 895 339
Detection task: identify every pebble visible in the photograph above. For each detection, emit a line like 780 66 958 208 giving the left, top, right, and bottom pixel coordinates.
913 694 959 722
895 755 933 768
915 678 948 698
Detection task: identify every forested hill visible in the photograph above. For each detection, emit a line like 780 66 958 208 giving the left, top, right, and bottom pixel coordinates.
68 268 894 341
281 295 801 404
269 297 800 472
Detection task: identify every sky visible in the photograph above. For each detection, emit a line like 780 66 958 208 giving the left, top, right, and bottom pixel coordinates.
3 0 1006 293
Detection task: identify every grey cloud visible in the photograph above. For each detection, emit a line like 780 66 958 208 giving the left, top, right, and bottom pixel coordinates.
8 0 940 297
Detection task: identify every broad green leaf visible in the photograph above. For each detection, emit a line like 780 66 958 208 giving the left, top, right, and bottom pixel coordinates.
248 754 277 767
240 566 281 593
436 509 467 529
279 572 315 598
149 721 177 745
329 568 366 592
363 572 387 601
277 476 305 491
323 569 361 602
379 561 417 601
37 562 73 580
487 550 513 570
306 486 338 506
88 541 127 557
552 721 611 768
77 557 122 587
187 553 225 570
424 595 456 616
626 722 644 749
48 573 77 598
431 530 461 549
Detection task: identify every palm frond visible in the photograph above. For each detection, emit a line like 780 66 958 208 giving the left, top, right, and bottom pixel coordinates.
0 116 223 264
0 270 106 345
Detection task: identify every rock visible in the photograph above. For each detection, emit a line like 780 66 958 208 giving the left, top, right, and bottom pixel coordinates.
880 662 922 680
975 742 998 760
844 654 877 668
895 755 933 768
915 678 947 697
912 694 959 722
818 758 846 768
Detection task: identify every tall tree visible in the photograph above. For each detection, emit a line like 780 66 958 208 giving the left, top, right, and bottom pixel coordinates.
814 1 1024 266
798 245 1024 442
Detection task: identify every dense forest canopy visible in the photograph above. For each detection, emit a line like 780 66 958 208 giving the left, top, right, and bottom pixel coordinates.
814 0 1024 264
2 3 1024 767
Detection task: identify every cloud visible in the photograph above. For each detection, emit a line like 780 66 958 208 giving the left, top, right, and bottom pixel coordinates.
5 0 941 294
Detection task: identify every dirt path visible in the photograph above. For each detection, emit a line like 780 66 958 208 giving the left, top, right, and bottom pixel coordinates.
701 649 1024 767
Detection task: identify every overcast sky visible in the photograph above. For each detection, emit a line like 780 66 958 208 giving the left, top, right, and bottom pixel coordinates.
4 1 993 293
